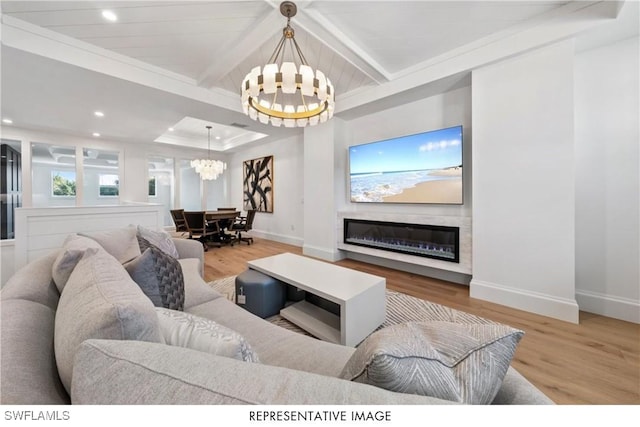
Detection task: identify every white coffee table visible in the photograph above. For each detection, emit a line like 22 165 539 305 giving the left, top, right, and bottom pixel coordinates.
247 253 386 347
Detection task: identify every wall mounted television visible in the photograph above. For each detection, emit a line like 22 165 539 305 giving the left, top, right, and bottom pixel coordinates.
348 125 463 205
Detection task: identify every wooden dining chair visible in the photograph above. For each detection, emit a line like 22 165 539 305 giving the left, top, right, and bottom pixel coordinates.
170 209 188 236
229 209 256 245
183 211 222 251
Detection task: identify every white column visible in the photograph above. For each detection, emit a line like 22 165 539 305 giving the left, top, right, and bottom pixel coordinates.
471 40 579 323
302 118 347 261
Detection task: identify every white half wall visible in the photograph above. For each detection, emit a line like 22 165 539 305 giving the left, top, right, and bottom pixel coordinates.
471 41 579 323
13 204 163 270
574 35 640 324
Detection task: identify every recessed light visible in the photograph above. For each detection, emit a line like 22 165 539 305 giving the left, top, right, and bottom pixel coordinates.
168 127 174 132
92 132 101 137
94 111 104 117
102 10 118 22
215 136 221 140
2 118 13 124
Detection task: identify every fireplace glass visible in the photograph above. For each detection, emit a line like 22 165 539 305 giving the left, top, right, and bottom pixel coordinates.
343 219 459 263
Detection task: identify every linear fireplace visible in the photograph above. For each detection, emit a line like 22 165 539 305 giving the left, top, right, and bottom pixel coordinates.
343 218 460 263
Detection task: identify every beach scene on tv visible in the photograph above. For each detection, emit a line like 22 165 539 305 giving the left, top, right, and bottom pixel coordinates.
349 126 463 204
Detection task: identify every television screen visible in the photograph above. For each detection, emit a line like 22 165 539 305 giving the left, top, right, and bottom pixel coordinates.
349 125 463 204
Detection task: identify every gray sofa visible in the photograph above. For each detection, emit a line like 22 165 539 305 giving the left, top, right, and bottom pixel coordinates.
0 234 552 405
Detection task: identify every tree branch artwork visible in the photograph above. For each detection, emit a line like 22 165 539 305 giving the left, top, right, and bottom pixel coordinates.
243 155 273 213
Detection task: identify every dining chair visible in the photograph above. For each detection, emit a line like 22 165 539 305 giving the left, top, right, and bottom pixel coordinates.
183 211 222 251
229 209 256 245
170 209 188 236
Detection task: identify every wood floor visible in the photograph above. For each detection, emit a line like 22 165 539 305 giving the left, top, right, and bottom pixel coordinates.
202 238 640 405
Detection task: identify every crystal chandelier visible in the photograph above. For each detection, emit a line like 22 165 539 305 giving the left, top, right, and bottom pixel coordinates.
241 1 335 128
191 126 226 180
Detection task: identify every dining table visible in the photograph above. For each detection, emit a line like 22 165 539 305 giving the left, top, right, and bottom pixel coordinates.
205 210 241 242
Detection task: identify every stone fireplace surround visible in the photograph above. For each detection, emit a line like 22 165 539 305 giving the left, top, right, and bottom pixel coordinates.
337 212 472 276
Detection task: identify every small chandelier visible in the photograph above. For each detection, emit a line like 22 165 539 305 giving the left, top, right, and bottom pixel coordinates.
191 125 226 180
241 1 335 128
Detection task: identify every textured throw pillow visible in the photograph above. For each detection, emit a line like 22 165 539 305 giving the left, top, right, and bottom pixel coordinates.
340 321 524 404
125 238 185 311
136 225 179 259
54 248 161 393
51 234 102 293
79 225 140 264
155 308 259 363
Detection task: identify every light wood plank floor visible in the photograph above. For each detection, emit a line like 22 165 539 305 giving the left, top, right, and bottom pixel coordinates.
202 238 640 405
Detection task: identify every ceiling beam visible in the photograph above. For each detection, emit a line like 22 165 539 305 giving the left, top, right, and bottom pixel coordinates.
292 4 390 84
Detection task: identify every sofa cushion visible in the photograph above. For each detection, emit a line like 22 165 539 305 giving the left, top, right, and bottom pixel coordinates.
51 234 102 292
0 299 69 404
79 225 140 263
187 297 355 377
137 225 179 259
72 340 456 404
180 258 222 309
155 308 259 362
54 247 161 393
1 252 61 310
340 321 524 404
125 239 185 311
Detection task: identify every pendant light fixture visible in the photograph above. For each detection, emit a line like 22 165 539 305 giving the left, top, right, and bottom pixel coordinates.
241 1 335 128
191 125 226 180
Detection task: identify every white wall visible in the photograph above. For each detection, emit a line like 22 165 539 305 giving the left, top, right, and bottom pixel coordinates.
228 134 304 247
470 41 579 323
574 36 640 323
471 41 578 323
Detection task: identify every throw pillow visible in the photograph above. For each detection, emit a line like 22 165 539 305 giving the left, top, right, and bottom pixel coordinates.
136 225 179 259
340 321 524 404
125 238 185 311
155 308 260 363
79 225 140 264
51 234 102 293
54 248 161 393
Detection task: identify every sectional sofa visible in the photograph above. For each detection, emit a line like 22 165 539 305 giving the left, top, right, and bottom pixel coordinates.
0 225 552 405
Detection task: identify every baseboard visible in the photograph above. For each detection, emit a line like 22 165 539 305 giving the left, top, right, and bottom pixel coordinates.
249 230 304 247
470 279 580 324
346 252 471 285
576 290 640 324
302 244 345 262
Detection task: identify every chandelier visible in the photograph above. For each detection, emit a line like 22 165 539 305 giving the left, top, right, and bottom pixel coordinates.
241 1 335 128
191 126 226 180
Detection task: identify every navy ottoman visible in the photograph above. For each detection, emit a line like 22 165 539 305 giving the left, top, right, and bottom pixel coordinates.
235 269 286 318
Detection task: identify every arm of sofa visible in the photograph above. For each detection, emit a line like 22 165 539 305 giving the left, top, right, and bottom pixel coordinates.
172 238 204 278
71 339 457 405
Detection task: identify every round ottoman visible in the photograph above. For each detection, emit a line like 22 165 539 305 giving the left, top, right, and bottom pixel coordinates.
235 269 286 318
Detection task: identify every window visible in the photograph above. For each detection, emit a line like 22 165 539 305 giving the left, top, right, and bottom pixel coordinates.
98 174 119 196
51 171 76 197
84 149 119 205
32 143 76 207
148 176 157 197
148 157 174 226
